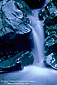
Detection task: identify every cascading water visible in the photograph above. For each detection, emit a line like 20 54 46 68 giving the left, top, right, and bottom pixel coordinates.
1 1 57 85
28 12 45 67
28 0 51 66
31 18 44 65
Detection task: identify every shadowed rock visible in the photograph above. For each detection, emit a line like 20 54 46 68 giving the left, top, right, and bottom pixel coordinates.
0 0 34 72
38 0 57 69
23 0 45 9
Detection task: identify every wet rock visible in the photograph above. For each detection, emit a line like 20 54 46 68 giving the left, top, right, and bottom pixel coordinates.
44 12 57 26
38 0 57 69
0 52 23 72
0 51 34 72
0 63 22 73
38 0 57 20
0 0 34 72
0 0 34 57
18 51 34 66
52 0 57 7
44 13 57 56
44 53 57 70
23 0 45 9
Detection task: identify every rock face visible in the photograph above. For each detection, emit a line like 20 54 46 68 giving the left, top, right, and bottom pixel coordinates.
23 0 45 9
38 0 57 20
0 51 34 72
0 0 34 72
38 0 57 69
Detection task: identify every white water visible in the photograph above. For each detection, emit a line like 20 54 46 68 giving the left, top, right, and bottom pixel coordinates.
28 0 51 65
30 16 44 65
28 15 45 67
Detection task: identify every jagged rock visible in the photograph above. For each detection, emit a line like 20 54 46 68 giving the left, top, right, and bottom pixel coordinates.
0 0 34 72
38 0 57 20
38 0 57 69
0 51 34 72
18 51 34 66
0 0 34 59
44 11 57 26
44 53 57 69
0 51 23 72
23 0 45 9
44 13 57 56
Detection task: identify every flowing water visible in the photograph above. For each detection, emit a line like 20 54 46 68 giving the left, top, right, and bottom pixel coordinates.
0 0 57 85
28 15 45 67
30 16 44 66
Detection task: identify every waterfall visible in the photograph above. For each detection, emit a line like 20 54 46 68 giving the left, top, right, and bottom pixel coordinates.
28 15 45 66
1 1 57 85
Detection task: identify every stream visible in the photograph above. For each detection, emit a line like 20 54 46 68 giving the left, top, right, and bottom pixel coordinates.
0 0 57 85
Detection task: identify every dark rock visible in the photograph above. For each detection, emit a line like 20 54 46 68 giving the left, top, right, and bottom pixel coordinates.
18 51 34 66
39 0 57 69
23 0 45 9
44 17 57 69
44 15 57 56
1 63 22 72
0 51 34 72
0 0 34 72
38 0 57 20
53 0 57 7
44 12 57 26
0 0 34 58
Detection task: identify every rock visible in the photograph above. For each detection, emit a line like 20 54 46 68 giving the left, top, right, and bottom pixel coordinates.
38 0 57 20
44 13 57 56
0 52 23 72
38 0 57 69
0 0 34 72
23 0 45 9
18 51 34 66
44 11 57 26
0 0 34 58
52 0 57 7
0 51 34 72
44 53 57 70
44 14 57 69
0 63 22 73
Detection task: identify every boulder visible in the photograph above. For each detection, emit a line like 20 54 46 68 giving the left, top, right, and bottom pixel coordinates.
38 0 57 20
0 0 34 58
18 51 34 66
38 0 57 69
0 0 34 72
0 51 34 73
44 53 57 70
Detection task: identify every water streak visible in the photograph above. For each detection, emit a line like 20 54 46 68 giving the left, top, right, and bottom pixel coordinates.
28 15 44 66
